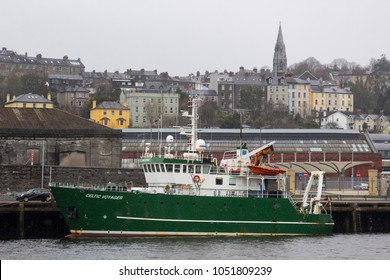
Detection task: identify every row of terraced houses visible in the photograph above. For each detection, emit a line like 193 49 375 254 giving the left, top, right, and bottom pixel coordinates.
0 24 385 131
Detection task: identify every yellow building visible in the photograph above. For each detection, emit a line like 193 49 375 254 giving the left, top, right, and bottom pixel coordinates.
311 87 353 113
4 92 54 108
90 100 130 129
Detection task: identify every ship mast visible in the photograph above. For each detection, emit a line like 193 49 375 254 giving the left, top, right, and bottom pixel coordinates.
180 95 200 152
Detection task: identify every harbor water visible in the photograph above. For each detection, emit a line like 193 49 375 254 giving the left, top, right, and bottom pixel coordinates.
1 233 389 260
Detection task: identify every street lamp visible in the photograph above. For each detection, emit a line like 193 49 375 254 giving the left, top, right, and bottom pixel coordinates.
351 149 355 188
136 133 145 167
259 125 271 144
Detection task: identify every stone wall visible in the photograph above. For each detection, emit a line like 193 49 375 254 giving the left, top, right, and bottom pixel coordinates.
0 165 146 193
0 136 122 168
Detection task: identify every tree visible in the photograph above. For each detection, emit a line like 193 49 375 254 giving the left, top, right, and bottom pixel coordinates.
350 77 376 113
198 100 219 128
220 111 241 128
20 73 49 97
94 80 114 97
371 55 390 114
145 100 159 128
0 71 23 104
240 86 266 114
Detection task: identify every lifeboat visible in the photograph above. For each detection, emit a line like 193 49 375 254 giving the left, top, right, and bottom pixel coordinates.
248 165 286 176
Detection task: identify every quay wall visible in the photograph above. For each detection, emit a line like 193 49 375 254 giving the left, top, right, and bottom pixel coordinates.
0 165 146 193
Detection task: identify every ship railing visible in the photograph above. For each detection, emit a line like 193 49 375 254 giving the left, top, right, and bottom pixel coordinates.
169 187 290 198
49 182 105 190
221 150 238 160
48 182 130 192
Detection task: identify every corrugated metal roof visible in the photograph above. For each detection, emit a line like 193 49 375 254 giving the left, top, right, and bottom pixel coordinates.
0 108 112 130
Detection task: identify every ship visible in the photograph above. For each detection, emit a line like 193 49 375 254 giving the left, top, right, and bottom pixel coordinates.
50 96 334 237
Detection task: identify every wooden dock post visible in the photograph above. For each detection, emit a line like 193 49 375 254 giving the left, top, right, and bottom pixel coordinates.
288 169 296 193
368 169 378 195
18 202 25 239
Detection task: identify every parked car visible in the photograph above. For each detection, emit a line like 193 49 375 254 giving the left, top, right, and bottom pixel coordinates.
16 188 51 202
353 183 368 190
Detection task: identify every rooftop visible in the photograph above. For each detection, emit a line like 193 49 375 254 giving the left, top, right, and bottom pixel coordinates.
0 108 119 137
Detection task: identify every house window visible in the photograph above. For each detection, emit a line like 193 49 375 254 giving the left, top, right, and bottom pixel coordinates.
111 110 115 116
103 110 107 115
119 110 122 116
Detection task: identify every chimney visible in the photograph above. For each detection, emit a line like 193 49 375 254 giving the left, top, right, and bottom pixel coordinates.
380 110 384 116
36 54 42 60
47 91 51 101
63 55 68 61
6 93 10 103
92 100 96 109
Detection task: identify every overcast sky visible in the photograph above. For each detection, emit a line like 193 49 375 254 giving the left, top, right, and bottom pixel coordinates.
1 0 389 76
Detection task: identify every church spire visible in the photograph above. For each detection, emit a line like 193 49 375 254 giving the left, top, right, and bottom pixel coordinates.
272 23 287 77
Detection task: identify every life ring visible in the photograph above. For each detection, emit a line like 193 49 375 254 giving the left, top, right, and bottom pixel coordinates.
193 175 200 183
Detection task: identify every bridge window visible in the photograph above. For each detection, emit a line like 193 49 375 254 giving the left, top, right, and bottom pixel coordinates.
174 164 180 173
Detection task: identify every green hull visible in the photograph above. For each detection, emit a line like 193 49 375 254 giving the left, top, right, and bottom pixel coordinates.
51 187 334 237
